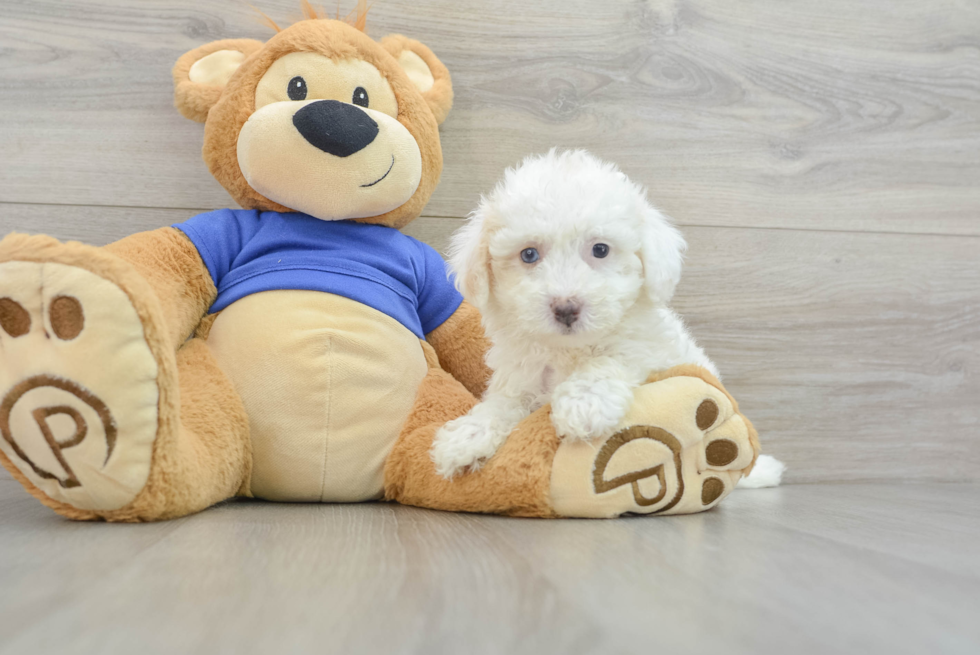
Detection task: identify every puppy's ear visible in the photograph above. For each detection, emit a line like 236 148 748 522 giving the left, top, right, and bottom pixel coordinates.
448 203 493 310
173 39 265 122
638 202 687 305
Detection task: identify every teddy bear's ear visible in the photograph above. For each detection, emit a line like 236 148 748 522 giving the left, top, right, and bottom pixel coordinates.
173 39 265 123
380 35 454 125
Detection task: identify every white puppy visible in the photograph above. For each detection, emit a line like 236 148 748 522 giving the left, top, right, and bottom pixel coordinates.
430 149 717 479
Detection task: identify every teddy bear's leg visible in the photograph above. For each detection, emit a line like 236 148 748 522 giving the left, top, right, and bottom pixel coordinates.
385 356 759 518
0 234 250 521
384 343 563 517
105 337 252 521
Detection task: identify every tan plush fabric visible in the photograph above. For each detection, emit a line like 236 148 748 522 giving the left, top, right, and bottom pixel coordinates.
173 39 265 123
241 50 426 221
207 291 428 502
189 50 246 87
397 50 434 93
0 234 174 520
380 35 454 125
550 374 756 518
253 52 399 116
644 364 761 477
237 97 423 221
0 261 160 510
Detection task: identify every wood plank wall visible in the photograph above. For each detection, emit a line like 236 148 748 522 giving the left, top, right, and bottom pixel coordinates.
1 0 978 483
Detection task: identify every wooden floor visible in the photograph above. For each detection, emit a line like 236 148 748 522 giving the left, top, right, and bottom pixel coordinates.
1 478 978 654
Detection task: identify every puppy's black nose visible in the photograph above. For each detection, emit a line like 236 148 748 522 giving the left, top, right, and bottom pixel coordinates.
552 300 581 328
292 100 378 158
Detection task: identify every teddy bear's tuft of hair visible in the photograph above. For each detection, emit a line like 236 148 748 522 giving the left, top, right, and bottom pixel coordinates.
253 0 370 34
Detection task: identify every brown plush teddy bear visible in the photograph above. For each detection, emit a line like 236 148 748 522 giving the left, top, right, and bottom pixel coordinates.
0 5 759 521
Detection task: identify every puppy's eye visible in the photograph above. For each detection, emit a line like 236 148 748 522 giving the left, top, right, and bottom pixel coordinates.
352 86 369 107
287 76 308 101
592 243 610 258
520 248 540 264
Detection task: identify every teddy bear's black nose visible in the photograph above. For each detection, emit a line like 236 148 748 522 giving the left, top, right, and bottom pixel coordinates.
292 100 378 158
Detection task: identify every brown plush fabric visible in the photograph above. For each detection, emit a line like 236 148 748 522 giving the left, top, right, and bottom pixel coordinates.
705 439 739 467
173 38 265 123
419 339 442 369
0 297 31 337
0 234 250 521
425 301 491 398
701 477 725 505
384 363 559 517
194 312 221 341
386 363 761 518
48 295 85 340
104 227 216 351
194 20 449 230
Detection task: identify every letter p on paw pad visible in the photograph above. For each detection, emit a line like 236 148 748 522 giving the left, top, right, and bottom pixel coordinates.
0 260 161 511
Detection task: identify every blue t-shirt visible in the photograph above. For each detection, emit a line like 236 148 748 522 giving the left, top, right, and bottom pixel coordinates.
173 209 462 339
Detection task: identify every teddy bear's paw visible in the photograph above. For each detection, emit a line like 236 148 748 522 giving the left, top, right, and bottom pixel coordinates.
0 260 161 511
548 372 758 518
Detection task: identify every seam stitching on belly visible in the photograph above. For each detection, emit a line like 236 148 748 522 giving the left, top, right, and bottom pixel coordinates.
319 333 333 501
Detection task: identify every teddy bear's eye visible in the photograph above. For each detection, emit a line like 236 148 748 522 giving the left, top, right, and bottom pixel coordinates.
592 243 610 258
287 76 307 101
352 86 369 108
520 248 539 264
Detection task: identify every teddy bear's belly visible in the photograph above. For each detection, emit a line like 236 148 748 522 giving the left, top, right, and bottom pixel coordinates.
205 290 428 502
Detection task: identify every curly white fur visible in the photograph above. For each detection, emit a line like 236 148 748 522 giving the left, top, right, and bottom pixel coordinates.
737 455 786 488
431 149 718 479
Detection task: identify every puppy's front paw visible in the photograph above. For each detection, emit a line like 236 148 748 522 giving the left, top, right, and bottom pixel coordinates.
551 378 634 441
430 415 508 480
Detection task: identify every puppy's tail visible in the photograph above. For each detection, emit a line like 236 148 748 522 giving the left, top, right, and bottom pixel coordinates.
737 454 786 489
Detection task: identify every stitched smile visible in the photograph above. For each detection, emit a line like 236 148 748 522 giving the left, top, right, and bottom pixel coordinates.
361 155 395 188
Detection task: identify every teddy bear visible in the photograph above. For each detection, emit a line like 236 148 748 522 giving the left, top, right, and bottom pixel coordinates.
0 5 760 522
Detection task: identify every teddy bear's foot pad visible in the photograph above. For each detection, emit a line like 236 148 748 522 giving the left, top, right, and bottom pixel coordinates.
0 261 160 511
549 373 756 517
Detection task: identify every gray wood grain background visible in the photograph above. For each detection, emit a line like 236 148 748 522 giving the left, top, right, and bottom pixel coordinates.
1 0 978 483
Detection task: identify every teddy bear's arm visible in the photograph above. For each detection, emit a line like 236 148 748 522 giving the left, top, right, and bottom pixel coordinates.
104 227 217 348
425 301 491 397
